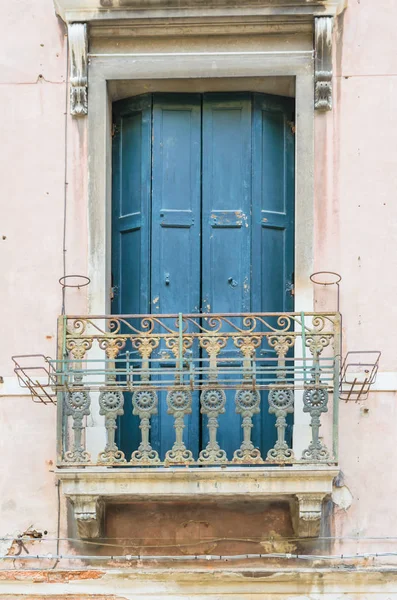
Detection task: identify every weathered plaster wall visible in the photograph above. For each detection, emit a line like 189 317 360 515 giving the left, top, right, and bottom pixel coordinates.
0 0 86 557
0 0 397 592
313 0 397 554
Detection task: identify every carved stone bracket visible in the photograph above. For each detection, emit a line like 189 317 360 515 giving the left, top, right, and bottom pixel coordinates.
292 493 326 538
68 494 103 538
314 16 334 111
68 23 88 117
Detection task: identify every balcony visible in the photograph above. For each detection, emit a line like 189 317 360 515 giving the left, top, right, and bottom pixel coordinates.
52 312 340 538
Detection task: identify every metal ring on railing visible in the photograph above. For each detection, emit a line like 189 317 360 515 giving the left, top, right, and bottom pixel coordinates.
310 271 341 286
59 275 91 289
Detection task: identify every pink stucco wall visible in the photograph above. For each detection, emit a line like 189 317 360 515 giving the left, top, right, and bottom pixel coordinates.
313 0 397 552
0 0 397 570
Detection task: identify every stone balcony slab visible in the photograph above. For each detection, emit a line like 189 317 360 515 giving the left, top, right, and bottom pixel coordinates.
57 465 338 539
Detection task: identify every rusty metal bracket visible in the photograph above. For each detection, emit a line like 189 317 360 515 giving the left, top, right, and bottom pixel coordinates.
11 354 57 405
339 351 381 402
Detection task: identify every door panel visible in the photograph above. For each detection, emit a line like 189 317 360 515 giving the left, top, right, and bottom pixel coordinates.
252 93 295 314
251 93 295 452
202 94 252 315
151 94 201 316
201 94 252 459
112 95 152 317
150 94 202 458
112 95 152 458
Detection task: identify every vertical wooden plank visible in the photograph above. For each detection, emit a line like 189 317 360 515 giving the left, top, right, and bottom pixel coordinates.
202 93 252 459
112 94 152 457
151 94 202 458
252 93 295 314
112 94 152 317
252 93 295 454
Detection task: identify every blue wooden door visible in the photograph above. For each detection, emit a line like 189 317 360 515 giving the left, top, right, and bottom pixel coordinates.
201 93 252 458
251 93 295 452
112 95 152 458
150 94 202 458
112 92 295 459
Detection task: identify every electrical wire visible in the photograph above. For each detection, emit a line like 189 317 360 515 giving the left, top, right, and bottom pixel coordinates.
2 552 397 562
61 28 69 316
3 535 397 547
50 481 61 569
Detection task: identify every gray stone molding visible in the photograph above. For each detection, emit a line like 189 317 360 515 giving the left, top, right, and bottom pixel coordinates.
55 0 347 23
59 466 338 539
68 23 88 116
62 3 342 116
314 16 333 110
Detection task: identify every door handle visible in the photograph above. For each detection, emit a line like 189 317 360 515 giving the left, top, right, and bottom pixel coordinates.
165 273 170 286
228 277 238 288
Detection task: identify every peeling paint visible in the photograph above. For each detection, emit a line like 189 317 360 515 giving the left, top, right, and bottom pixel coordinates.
332 484 353 511
260 531 296 554
0 570 104 582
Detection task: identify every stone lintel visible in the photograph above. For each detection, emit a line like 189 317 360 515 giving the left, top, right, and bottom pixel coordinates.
55 0 347 23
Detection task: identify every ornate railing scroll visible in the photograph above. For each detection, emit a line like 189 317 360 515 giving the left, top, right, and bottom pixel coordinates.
55 312 340 467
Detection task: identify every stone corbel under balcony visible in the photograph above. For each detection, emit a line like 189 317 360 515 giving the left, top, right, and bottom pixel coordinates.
58 466 338 540
68 494 104 539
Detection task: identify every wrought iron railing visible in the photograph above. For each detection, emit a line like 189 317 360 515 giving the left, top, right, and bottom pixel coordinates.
54 312 341 467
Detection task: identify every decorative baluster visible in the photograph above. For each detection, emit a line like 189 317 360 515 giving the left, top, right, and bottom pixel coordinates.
232 335 263 463
232 389 262 463
164 336 194 464
198 337 228 464
165 388 194 463
98 390 126 463
267 336 295 462
97 337 127 464
64 339 92 463
302 335 330 461
131 390 160 464
130 337 160 464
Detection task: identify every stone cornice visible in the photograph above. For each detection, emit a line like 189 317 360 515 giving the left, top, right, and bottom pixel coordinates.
54 0 347 23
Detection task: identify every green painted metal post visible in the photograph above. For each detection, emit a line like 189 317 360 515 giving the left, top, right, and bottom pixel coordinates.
178 312 183 384
332 312 341 463
301 311 307 384
56 315 65 465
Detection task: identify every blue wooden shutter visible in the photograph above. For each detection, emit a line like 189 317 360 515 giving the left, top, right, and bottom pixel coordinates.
112 94 152 317
150 94 202 457
112 94 152 457
251 93 295 453
150 94 201 315
201 93 252 458
201 93 252 314
252 93 295 314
